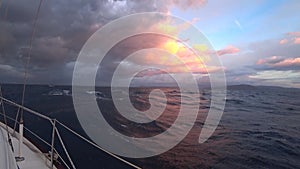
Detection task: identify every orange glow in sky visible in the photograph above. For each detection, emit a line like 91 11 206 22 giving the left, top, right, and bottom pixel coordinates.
142 38 212 74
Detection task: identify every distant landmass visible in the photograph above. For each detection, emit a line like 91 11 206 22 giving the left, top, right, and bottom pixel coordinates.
227 84 300 91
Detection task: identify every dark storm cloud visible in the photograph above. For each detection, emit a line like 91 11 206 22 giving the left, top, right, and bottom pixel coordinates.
0 0 207 84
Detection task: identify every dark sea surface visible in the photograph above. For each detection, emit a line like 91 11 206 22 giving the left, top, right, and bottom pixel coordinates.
0 84 300 169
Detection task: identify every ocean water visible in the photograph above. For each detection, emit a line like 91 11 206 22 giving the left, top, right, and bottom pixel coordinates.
1 84 300 169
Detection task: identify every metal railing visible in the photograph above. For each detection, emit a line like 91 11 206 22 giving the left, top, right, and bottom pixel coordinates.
0 96 141 169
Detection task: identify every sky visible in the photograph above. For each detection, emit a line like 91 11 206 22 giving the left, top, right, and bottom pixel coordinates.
0 0 300 88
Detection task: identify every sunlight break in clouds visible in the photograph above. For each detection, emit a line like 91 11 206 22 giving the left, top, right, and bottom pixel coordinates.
123 16 218 77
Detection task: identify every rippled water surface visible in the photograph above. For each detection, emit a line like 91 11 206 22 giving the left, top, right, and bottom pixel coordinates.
1 84 300 169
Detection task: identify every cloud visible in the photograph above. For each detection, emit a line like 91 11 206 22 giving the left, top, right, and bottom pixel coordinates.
216 45 240 56
249 70 300 88
0 0 207 85
1 0 298 88
294 37 300 44
249 70 300 81
272 57 300 68
234 19 243 31
245 36 300 65
279 31 300 45
0 64 15 71
279 39 288 44
19 36 73 67
220 31 300 87
255 56 300 71
0 64 24 83
165 0 207 10
256 56 283 65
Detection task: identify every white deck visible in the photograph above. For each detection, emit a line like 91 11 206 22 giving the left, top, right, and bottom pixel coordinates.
0 123 56 169
0 127 17 169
